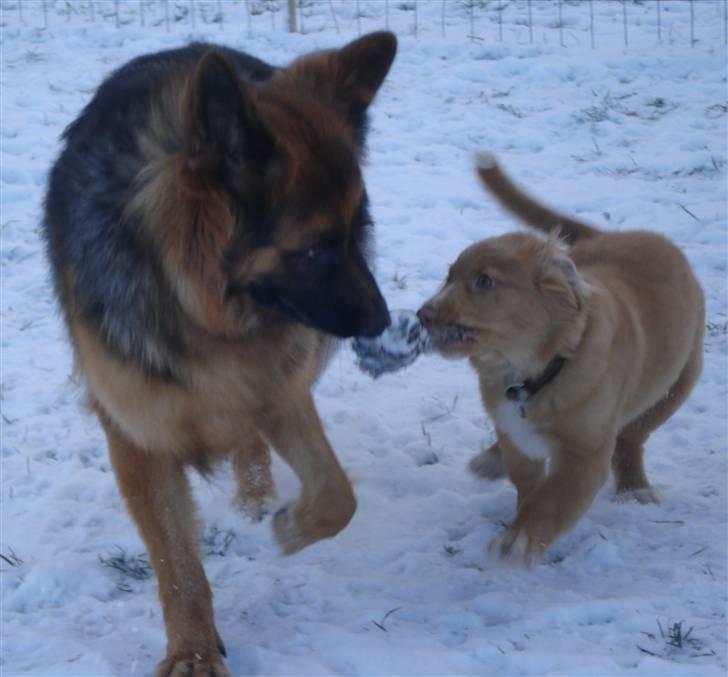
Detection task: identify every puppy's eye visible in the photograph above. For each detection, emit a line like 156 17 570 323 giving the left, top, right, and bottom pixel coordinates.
476 274 494 290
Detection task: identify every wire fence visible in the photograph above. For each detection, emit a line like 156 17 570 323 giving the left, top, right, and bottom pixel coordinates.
1 0 727 49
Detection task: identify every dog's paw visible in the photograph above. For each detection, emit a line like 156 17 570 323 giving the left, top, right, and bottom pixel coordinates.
273 489 356 556
614 486 660 505
487 528 544 569
236 493 273 522
155 651 230 677
468 447 506 480
273 503 307 555
475 150 498 170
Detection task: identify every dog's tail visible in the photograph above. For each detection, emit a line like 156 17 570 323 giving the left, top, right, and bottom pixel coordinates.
475 152 600 244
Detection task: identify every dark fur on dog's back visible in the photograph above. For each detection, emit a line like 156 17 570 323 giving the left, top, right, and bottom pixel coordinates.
45 44 274 374
45 40 392 376
44 35 397 676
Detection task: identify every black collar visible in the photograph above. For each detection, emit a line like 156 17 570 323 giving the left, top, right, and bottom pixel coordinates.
505 355 566 417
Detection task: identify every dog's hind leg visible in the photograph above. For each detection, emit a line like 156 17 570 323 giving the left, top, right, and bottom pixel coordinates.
233 434 274 521
260 393 356 555
613 341 703 504
100 417 229 677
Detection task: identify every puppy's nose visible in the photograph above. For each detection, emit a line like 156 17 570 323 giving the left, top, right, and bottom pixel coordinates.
417 303 436 329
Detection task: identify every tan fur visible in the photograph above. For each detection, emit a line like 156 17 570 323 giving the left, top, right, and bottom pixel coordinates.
61 34 396 676
421 154 704 567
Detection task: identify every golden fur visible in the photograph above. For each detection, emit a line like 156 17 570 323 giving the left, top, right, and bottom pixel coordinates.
419 153 704 567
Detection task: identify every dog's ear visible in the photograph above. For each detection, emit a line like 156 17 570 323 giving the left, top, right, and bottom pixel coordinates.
287 31 397 130
185 51 271 179
538 231 590 312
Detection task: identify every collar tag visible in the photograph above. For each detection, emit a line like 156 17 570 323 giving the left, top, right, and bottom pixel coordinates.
505 384 528 418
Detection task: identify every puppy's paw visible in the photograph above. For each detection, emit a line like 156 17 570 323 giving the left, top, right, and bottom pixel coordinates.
155 651 229 677
614 486 660 505
468 446 506 480
487 528 544 569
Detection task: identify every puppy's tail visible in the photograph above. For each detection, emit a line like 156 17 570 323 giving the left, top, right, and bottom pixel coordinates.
475 152 600 244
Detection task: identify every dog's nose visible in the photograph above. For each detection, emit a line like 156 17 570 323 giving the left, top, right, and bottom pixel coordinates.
417 303 436 329
359 302 391 338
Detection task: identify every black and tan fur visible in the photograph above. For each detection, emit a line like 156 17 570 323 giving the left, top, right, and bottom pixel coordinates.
44 34 397 676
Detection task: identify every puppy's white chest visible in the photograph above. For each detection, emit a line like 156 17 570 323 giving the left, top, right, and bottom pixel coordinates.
495 401 550 460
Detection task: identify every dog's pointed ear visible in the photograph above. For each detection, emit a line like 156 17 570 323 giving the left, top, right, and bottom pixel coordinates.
185 51 271 179
538 231 590 312
287 31 397 130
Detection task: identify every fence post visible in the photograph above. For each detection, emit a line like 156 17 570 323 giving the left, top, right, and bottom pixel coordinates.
218 0 223 31
689 0 695 47
558 0 564 47
498 1 503 42
656 0 661 43
328 0 340 33
527 0 533 44
589 0 595 49
288 0 297 33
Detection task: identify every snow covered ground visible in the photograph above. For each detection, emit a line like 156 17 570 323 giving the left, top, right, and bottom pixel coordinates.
1 1 726 675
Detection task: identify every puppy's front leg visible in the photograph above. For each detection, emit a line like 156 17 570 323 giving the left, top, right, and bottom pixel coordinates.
259 394 356 555
101 418 228 677
489 445 611 567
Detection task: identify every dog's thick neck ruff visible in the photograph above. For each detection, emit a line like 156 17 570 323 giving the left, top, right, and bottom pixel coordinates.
505 354 566 417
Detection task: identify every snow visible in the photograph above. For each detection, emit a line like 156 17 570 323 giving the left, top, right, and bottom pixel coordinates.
1 1 726 675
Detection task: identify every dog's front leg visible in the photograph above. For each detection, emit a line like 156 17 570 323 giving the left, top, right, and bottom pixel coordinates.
259 393 356 555
489 445 611 567
101 419 228 677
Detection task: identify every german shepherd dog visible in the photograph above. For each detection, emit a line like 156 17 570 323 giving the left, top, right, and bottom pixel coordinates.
44 33 396 676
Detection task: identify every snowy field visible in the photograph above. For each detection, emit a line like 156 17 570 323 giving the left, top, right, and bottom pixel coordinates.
1 1 727 675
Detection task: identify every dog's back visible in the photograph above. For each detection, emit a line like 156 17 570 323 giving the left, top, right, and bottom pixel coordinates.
45 44 275 376
475 152 704 422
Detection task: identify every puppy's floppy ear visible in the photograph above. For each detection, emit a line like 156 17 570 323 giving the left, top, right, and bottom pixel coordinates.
287 31 397 130
185 50 271 179
538 230 590 312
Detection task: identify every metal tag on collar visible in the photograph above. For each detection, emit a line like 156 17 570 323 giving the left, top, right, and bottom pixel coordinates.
505 384 528 418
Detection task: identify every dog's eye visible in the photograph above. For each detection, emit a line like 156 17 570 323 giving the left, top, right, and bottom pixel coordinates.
476 274 494 290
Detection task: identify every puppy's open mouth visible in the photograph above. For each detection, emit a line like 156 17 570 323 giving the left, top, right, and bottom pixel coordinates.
429 323 479 348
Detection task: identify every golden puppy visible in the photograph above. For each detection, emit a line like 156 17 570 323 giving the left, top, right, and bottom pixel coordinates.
418 152 704 566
